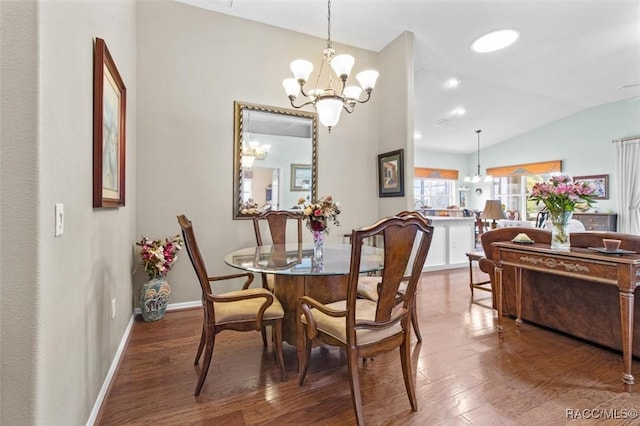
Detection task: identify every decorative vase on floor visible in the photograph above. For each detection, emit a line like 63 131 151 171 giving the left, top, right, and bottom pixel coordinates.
140 276 171 321
549 210 572 250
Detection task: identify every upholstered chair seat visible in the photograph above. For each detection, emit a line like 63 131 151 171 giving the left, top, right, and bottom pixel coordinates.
214 288 284 324
301 299 403 346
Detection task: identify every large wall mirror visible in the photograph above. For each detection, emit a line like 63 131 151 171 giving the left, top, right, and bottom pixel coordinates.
233 101 318 219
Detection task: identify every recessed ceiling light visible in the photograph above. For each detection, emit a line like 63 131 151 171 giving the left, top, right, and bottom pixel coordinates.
445 78 460 88
471 29 520 53
450 107 466 116
414 132 422 139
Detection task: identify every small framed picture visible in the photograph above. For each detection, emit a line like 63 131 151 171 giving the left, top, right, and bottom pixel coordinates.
378 149 405 197
573 174 608 200
93 38 126 208
290 164 311 191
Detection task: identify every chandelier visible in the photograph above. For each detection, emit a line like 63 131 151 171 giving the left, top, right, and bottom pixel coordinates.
282 0 379 132
464 130 493 183
241 140 271 168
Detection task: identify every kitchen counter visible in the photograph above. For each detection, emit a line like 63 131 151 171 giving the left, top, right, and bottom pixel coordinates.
421 215 475 271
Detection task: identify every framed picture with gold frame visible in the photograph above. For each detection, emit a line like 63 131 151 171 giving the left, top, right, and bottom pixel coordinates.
93 38 126 207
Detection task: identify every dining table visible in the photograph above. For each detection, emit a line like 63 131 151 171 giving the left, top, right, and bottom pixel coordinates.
224 242 384 372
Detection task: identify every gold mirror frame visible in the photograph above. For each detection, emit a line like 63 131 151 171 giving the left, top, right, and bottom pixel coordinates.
233 101 318 219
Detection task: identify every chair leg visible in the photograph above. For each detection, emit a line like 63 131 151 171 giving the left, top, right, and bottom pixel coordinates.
273 319 287 382
261 327 268 347
411 304 422 343
194 323 206 365
399 331 418 411
346 347 365 426
297 327 313 386
194 326 215 396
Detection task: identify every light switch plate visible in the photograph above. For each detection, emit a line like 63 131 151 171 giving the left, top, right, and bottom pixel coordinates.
55 203 64 237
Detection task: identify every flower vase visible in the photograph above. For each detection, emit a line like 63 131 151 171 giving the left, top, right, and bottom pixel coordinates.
140 276 171 321
312 230 324 264
550 211 572 250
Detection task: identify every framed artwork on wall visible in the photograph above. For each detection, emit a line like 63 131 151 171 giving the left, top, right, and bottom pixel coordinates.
573 174 608 200
290 164 311 191
378 149 405 197
93 37 126 208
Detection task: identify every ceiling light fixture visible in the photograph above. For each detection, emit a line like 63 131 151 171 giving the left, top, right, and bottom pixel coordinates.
242 140 270 168
464 130 493 183
445 77 460 88
450 107 466 116
282 0 379 132
471 29 520 53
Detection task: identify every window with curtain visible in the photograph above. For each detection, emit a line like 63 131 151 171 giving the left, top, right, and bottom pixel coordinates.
487 161 562 220
614 136 640 233
413 167 458 208
414 178 455 208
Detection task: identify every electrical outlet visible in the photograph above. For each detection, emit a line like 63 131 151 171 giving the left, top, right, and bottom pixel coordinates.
111 299 116 319
55 203 64 237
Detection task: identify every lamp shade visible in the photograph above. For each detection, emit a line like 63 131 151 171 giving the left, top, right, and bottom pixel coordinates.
316 97 343 128
283 78 301 98
290 59 313 82
481 200 506 220
330 54 355 78
356 70 379 90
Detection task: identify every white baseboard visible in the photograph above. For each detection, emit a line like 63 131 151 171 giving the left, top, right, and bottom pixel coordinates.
87 300 201 425
133 299 201 314
86 313 135 426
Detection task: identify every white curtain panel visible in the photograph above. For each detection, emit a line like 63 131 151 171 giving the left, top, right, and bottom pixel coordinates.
614 137 640 234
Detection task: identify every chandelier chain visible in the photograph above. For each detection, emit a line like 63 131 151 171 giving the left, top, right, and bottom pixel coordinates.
476 129 481 175
327 0 332 48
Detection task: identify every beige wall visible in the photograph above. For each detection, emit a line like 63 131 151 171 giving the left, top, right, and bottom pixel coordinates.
0 0 413 423
377 31 415 218
1 0 137 424
136 1 413 302
1 1 39 423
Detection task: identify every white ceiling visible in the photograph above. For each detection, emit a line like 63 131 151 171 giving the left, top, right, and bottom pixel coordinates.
177 0 640 153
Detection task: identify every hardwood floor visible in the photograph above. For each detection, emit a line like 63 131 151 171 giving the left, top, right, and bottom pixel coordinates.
97 267 639 425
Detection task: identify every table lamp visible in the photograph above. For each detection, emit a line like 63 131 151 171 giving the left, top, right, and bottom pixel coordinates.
481 200 506 229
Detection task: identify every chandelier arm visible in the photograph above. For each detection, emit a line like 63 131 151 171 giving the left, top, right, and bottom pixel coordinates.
343 102 355 114
347 90 372 105
288 98 316 110
299 84 311 98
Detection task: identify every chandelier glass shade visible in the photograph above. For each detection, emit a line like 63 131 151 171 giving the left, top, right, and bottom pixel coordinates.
282 0 379 132
464 129 493 183
241 140 270 168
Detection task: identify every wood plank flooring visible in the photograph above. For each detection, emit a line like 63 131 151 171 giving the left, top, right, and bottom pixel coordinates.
97 267 639 425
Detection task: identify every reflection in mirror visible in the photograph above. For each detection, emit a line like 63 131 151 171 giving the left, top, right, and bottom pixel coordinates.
233 102 317 219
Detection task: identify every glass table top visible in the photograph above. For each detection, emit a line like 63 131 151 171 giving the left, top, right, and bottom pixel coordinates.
224 243 384 276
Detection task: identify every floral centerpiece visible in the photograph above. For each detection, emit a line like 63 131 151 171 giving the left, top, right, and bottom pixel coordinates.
137 235 184 278
529 175 596 249
298 194 341 233
298 195 341 265
136 235 183 321
240 198 261 215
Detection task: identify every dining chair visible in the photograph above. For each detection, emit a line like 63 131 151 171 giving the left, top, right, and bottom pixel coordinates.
298 214 434 425
177 215 287 396
356 210 426 342
535 209 549 228
252 210 303 291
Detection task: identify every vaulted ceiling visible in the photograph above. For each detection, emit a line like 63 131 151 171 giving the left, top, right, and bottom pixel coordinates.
177 0 640 153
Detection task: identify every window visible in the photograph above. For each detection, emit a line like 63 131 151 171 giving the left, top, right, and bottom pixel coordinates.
487 161 562 221
493 174 552 220
414 179 455 209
